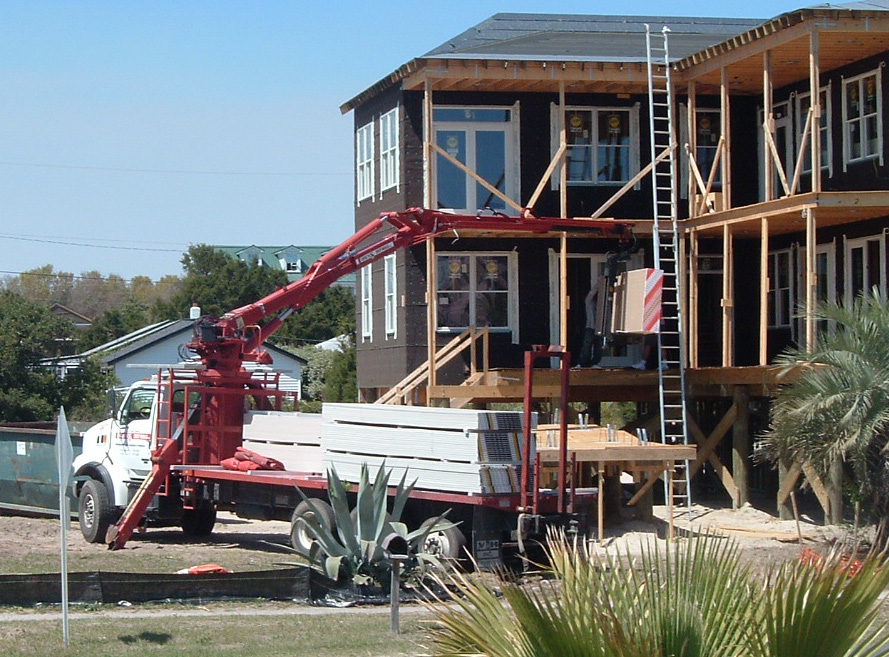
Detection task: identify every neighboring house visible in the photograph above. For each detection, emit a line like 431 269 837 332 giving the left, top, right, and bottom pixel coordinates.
341 5 889 516
44 319 307 396
50 303 93 356
213 245 357 289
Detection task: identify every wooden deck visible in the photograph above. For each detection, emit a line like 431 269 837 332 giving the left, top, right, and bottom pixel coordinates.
429 364 793 405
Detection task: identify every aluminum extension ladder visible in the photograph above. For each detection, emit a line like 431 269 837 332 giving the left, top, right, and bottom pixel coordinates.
645 25 692 517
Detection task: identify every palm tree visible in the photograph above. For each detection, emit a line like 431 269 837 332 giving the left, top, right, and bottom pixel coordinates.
424 531 889 657
761 287 889 541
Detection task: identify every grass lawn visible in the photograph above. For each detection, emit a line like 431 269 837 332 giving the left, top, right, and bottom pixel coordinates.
0 605 435 656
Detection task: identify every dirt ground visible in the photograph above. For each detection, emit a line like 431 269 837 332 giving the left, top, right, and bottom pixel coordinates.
0 500 854 578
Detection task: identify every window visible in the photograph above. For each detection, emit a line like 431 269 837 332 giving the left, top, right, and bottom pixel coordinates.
797 85 831 175
436 253 517 336
558 106 640 185
384 254 396 338
768 249 793 328
843 70 882 167
695 110 722 186
356 122 374 202
380 108 399 193
433 105 518 212
845 234 886 303
285 260 302 273
360 265 373 341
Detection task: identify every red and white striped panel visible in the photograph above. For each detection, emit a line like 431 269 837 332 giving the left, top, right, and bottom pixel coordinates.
642 268 663 333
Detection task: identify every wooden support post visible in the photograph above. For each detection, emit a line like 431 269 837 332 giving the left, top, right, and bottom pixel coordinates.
732 386 751 508
720 67 731 210
722 223 733 367
810 30 822 193
690 231 699 368
805 208 816 350
667 465 675 541
829 454 844 525
424 79 437 398
634 473 654 520
760 218 769 365
597 464 605 542
777 459 795 520
559 82 567 217
763 50 774 202
687 81 697 218
678 227 688 368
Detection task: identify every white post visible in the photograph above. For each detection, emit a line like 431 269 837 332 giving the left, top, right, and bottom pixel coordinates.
55 407 73 647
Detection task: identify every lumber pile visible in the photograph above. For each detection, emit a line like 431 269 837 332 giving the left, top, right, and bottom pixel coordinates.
321 404 535 494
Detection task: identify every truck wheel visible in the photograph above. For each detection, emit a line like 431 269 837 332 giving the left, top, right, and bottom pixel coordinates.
79 479 113 544
420 517 466 560
181 504 217 537
291 500 335 556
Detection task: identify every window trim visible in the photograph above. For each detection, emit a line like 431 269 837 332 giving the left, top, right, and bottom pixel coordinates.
379 107 400 195
356 121 375 202
842 68 883 170
435 251 519 342
844 232 887 304
383 254 396 339
767 248 794 330
551 103 641 188
360 265 373 342
796 83 833 177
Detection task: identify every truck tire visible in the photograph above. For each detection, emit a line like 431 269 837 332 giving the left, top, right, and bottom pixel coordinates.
420 517 466 560
291 499 335 556
79 479 113 544
181 504 217 537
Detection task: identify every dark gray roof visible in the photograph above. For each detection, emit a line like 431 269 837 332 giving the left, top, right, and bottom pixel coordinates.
423 13 765 63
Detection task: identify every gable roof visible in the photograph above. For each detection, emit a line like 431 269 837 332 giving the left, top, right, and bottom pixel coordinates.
341 12 762 113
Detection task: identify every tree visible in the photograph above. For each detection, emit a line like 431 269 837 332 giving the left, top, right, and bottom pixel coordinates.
275 286 356 345
77 298 152 351
157 245 287 319
0 291 111 422
761 287 889 538
323 339 357 402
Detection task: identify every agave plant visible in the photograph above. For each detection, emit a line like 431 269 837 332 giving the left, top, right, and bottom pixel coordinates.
295 462 456 587
425 531 889 657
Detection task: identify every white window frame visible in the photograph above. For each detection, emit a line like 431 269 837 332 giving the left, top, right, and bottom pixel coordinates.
360 265 373 342
435 251 519 341
356 121 374 202
379 107 399 194
431 103 520 213
844 233 887 304
842 68 883 170
797 239 837 339
768 248 794 329
796 83 833 177
551 104 641 187
383 254 396 339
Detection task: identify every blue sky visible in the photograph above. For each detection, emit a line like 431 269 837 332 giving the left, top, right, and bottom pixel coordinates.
0 0 807 282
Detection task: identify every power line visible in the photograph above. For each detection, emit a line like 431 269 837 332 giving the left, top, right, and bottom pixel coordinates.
0 231 182 248
0 160 350 177
0 234 183 252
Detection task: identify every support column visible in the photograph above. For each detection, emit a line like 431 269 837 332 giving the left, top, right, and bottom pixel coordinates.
805 208 816 350
777 460 794 520
560 232 568 350
829 454 844 525
559 81 567 217
732 386 750 508
722 224 734 367
763 50 774 202
810 30 822 193
760 218 769 365
689 230 699 368
687 81 697 217
424 79 437 396
720 67 732 211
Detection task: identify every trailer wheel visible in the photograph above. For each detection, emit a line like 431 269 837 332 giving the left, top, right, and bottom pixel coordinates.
181 504 217 537
291 500 335 556
79 479 113 543
420 517 466 560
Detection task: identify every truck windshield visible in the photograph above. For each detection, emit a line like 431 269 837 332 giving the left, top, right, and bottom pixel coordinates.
120 388 156 424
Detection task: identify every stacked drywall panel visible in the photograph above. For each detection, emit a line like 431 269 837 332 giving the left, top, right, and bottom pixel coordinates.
321 404 535 495
242 411 323 472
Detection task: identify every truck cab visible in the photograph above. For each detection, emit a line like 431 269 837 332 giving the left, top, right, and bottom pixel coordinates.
72 381 188 542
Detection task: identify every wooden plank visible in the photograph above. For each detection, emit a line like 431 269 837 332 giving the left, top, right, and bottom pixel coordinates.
802 461 830 516
763 49 774 202
425 79 436 393
687 405 737 478
323 425 481 463
537 444 695 463
431 143 522 213
721 66 731 211
722 223 733 366
591 148 671 219
810 30 822 192
760 218 769 365
776 461 802 504
525 142 565 213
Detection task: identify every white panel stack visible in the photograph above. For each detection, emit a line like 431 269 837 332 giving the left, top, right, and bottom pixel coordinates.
322 404 535 495
242 411 324 473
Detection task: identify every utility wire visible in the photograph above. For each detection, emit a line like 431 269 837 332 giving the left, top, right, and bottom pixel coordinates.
0 234 183 252
0 160 350 177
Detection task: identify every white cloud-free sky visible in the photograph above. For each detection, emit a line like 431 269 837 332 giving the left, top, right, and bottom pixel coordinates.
1 0 808 281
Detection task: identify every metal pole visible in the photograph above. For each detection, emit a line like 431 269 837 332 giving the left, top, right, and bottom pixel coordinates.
390 557 401 635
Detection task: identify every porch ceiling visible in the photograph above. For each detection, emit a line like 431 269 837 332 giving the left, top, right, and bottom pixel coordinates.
682 191 889 237
675 11 889 95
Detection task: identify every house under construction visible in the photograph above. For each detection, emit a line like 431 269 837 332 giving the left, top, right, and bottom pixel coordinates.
339 4 889 523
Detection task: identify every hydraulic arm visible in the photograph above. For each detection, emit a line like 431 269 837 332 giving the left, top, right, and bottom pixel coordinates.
106 207 632 549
